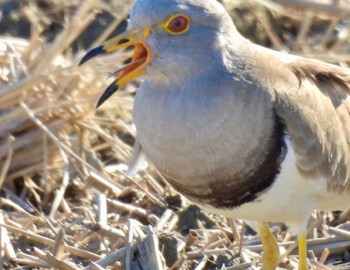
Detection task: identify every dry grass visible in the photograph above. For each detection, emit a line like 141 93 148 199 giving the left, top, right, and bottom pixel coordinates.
0 0 350 269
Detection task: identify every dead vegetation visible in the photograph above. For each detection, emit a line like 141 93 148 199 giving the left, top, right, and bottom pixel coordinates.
0 0 350 269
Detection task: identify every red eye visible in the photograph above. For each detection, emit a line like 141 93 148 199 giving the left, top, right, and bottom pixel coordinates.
166 15 189 34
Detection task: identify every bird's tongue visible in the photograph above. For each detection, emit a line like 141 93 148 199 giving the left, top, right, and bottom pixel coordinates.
118 43 148 79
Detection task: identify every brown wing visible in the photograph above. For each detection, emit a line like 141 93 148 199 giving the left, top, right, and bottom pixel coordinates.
272 58 350 194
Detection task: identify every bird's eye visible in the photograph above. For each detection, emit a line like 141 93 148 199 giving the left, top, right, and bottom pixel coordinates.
164 15 190 34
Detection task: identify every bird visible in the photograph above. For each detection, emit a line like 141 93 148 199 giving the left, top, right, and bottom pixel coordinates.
79 0 350 269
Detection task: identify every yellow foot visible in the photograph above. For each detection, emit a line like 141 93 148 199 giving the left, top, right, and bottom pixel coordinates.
256 221 280 270
298 233 308 270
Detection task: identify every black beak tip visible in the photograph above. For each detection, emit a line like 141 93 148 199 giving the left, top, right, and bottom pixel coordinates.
96 82 119 109
79 46 105 66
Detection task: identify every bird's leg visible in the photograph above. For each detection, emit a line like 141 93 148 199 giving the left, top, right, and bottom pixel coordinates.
256 221 280 270
297 233 308 270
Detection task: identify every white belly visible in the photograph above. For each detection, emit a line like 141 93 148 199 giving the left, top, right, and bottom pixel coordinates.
199 140 350 234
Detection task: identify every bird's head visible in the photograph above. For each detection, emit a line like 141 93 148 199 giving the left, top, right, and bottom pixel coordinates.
80 0 237 108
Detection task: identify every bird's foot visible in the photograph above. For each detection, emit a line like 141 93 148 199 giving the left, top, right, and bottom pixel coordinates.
256 221 280 270
298 233 309 270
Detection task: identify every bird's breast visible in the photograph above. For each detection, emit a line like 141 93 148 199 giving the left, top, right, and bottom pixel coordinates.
133 80 285 208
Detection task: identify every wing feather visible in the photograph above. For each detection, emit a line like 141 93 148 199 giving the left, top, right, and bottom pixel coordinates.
270 57 350 193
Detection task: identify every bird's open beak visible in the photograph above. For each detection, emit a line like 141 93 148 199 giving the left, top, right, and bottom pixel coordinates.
79 28 152 108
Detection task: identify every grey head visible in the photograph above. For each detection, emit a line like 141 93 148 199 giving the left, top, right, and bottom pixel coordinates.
129 0 243 86
79 0 249 107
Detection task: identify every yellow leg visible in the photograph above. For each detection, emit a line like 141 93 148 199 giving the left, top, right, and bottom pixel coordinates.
298 233 308 270
256 221 280 270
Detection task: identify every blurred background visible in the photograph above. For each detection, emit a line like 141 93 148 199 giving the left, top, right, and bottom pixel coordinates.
0 0 350 269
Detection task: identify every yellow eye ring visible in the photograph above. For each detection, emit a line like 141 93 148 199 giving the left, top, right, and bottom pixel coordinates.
163 14 190 35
